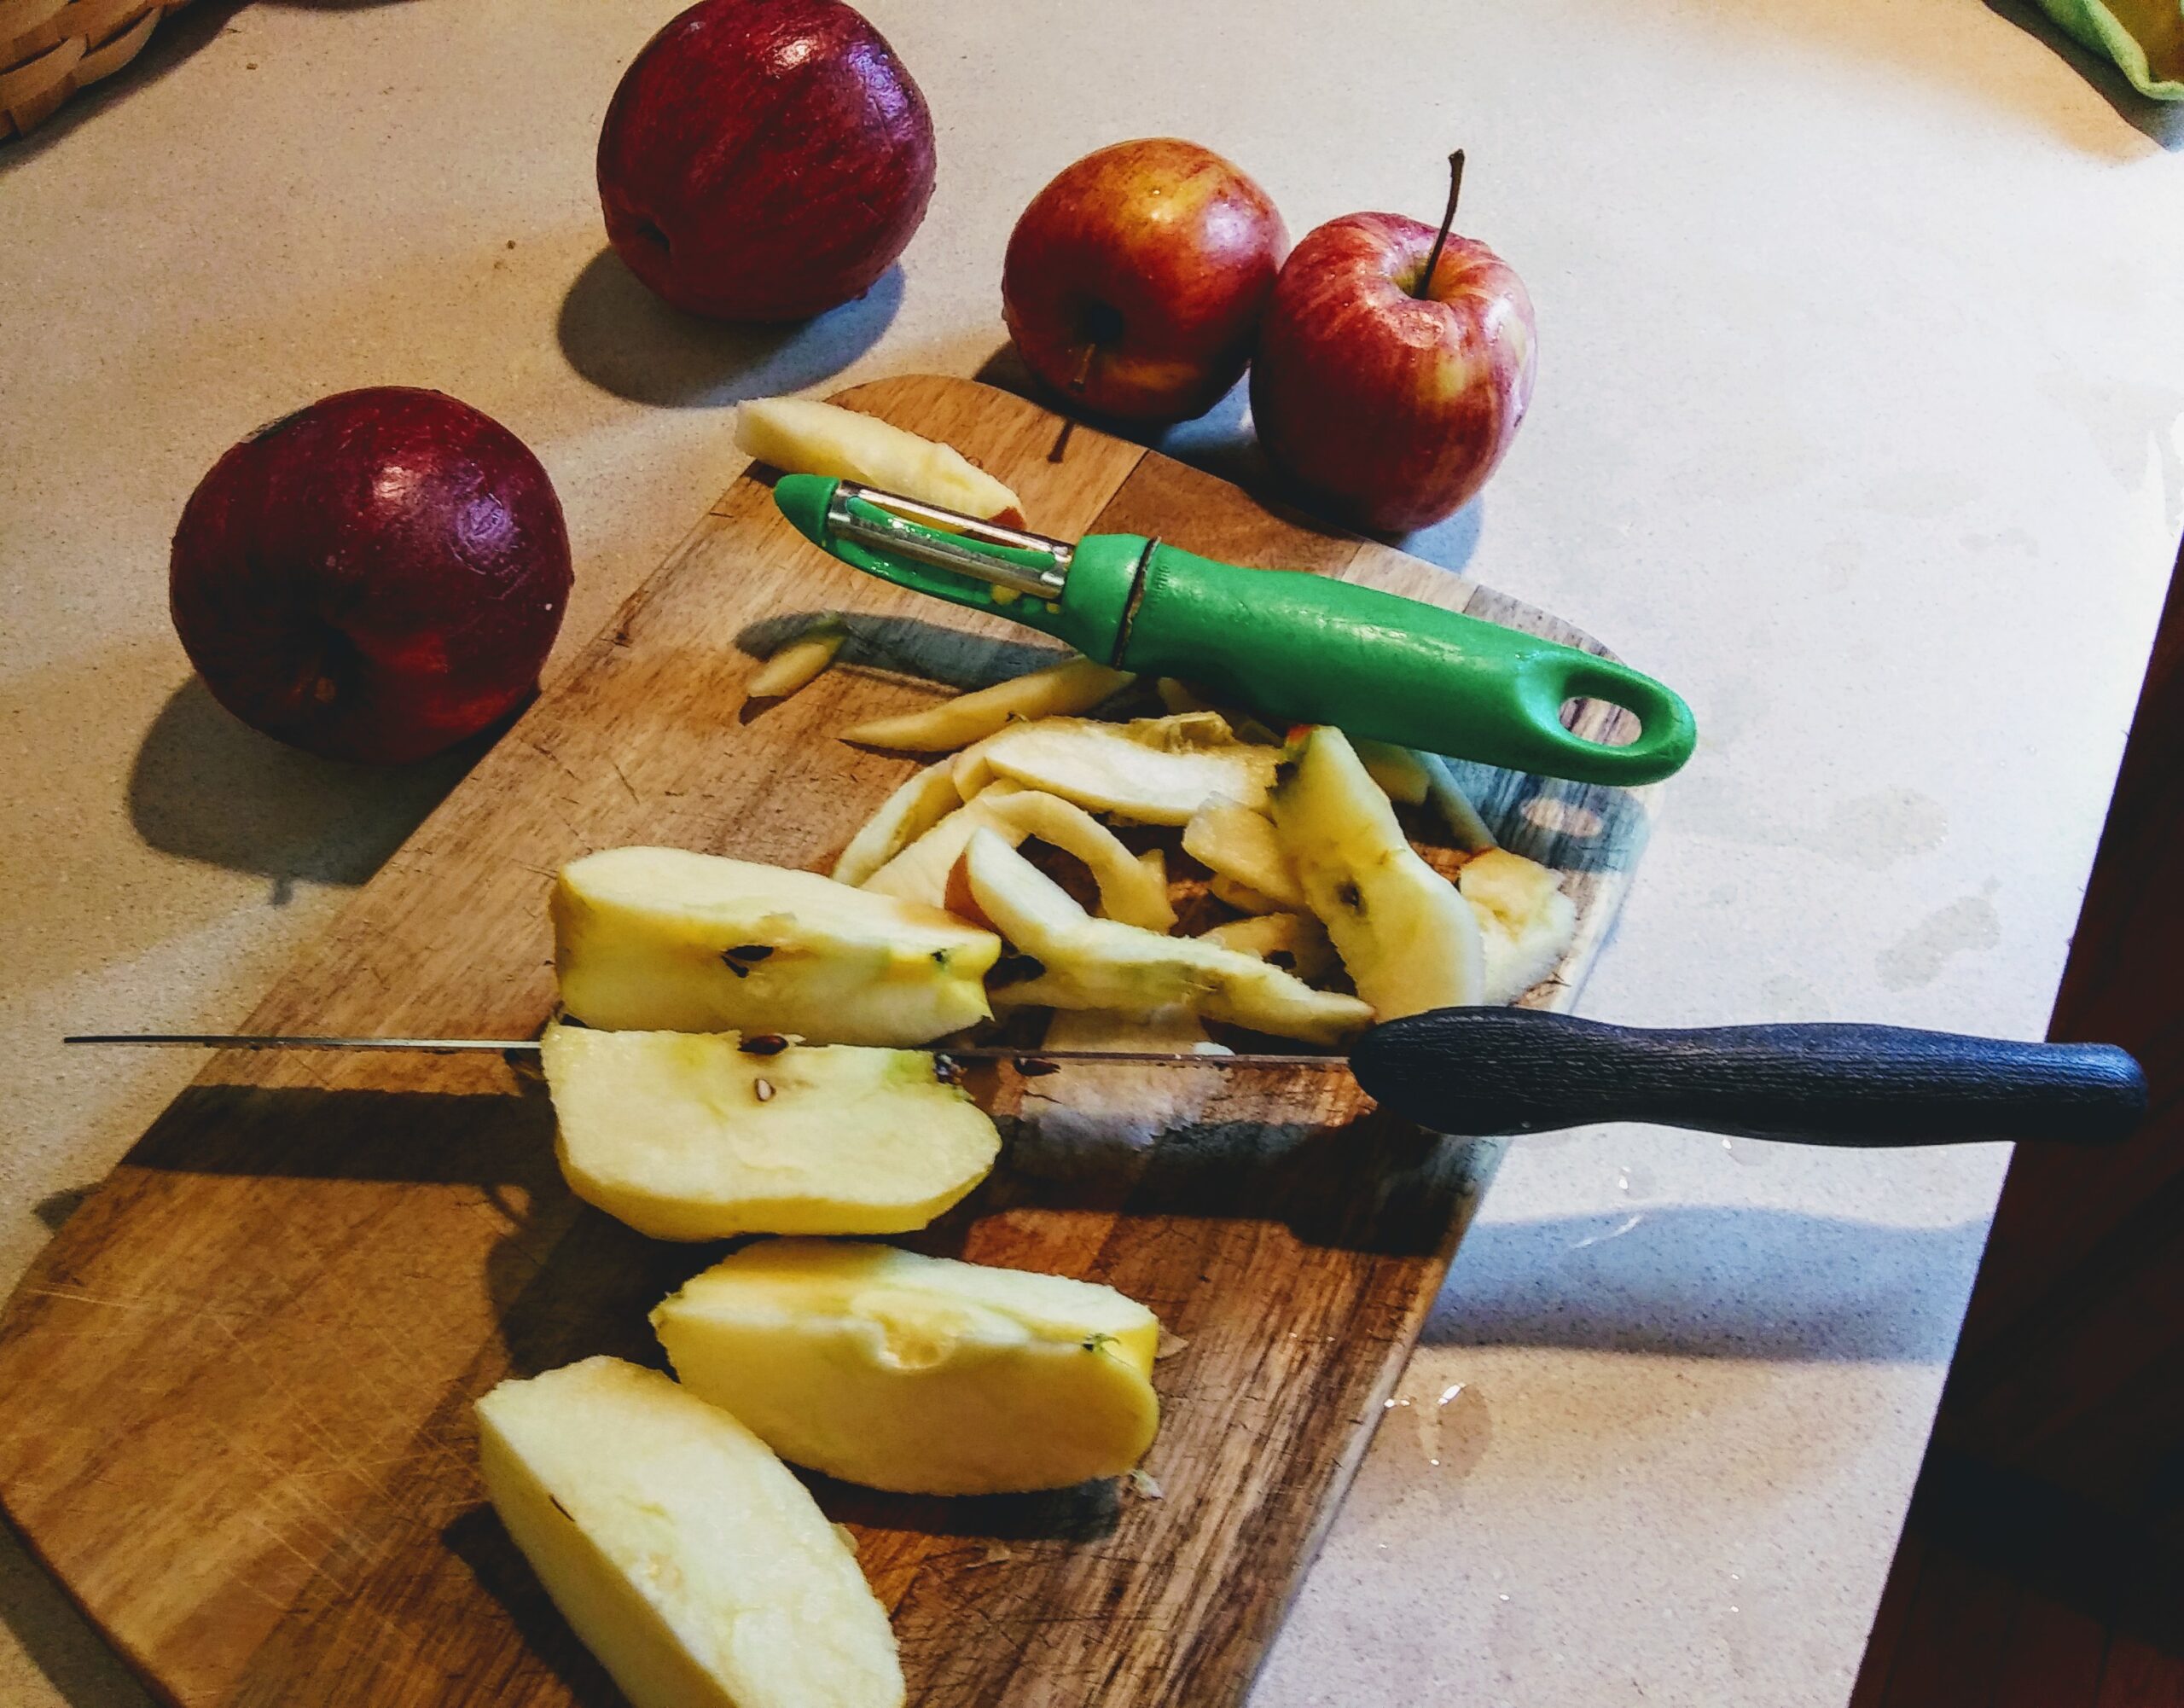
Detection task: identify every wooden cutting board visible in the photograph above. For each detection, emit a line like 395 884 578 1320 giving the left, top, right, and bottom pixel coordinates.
0 375 1657 1708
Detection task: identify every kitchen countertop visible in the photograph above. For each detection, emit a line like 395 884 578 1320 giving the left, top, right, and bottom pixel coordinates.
3 2 2181 1703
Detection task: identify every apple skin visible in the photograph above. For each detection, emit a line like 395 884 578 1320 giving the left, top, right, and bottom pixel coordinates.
170 387 572 765
1250 212 1537 533
1002 138 1287 423
597 0 936 322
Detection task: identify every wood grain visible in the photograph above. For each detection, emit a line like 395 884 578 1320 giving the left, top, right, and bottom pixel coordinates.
0 375 1657 1708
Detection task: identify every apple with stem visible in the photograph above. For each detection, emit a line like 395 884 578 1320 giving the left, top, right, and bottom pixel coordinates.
1002 138 1287 423
1250 151 1537 532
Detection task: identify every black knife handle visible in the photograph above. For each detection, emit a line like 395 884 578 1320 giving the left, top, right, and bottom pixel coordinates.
1347 1008 2146 1147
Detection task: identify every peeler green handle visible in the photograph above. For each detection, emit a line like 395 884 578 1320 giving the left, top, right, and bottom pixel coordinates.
773 473 1695 787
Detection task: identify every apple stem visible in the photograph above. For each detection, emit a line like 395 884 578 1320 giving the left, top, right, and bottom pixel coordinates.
1414 148 1467 299
1069 342 1099 393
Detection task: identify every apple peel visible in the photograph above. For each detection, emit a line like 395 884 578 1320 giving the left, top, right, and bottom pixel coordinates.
967 829 1368 1045
737 398 1025 526
1269 726 1485 1020
748 616 847 701
868 784 1173 932
1182 797 1304 911
830 760 964 886
976 713 1279 824
840 659 1133 752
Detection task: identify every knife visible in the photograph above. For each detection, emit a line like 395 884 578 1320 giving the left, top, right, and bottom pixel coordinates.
67 1008 2145 1148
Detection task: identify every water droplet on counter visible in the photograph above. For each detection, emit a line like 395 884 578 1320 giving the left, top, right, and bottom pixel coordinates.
1404 1381 1493 1484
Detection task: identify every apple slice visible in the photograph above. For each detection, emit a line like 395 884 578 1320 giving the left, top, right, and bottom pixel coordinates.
746 615 846 701
974 712 1279 824
539 1022 999 1240
866 784 1174 930
966 829 1369 1044
653 1240 1160 1496
475 1356 903 1708
737 396 1025 526
1458 848 1578 1003
829 759 964 887
1210 874 1287 915
1182 797 1304 910
839 658 1132 752
1269 727 1485 1019
1418 751 1497 851
1196 912 1339 985
1352 738 1432 805
554 847 998 1046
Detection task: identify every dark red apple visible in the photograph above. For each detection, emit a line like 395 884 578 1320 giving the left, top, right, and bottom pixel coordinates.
1251 154 1536 532
596 0 936 322
170 387 572 765
1002 138 1287 423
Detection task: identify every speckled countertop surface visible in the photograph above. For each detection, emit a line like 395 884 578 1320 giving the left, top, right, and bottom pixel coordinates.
4 3 2181 1703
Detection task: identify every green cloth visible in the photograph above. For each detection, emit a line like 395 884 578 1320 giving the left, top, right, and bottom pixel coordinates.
2035 0 2184 97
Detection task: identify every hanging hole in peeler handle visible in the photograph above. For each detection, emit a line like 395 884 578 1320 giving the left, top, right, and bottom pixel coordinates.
1519 654 1696 787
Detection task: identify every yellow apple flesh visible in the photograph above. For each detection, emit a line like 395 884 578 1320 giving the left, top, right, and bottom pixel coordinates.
554 846 998 1046
539 1022 999 1240
475 1357 903 1708
653 1240 1161 1496
1269 727 1485 1019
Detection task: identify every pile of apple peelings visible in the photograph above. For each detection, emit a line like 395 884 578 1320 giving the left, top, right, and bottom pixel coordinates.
473 401 1579 1708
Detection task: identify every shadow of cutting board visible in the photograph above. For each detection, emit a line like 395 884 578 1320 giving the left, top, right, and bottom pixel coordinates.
0 376 1658 1707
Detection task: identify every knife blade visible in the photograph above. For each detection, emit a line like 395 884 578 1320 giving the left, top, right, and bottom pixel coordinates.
61 1033 1339 1068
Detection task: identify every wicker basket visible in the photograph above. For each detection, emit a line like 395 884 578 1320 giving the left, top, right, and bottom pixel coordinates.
2 0 193 139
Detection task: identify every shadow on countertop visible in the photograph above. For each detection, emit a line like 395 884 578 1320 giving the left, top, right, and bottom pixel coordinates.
557 249 900 410
0 1526 156 1708
126 677 491 901
1426 1204 1993 1363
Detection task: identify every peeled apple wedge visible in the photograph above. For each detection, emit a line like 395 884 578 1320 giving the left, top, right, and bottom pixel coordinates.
554 847 998 1046
966 829 1369 1045
737 396 1025 526
1182 797 1304 911
539 1022 999 1240
1458 847 1578 1003
973 713 1279 823
829 759 963 886
868 783 1174 930
839 659 1132 752
475 1357 903 1708
1269 727 1486 1020
746 616 846 701
653 1240 1162 1496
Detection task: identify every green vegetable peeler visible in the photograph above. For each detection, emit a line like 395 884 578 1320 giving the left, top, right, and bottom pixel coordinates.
772 474 1695 787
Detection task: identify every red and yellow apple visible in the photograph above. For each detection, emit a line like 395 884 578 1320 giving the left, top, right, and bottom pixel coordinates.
596 0 936 322
1002 138 1287 423
1251 159 1536 532
169 387 571 765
